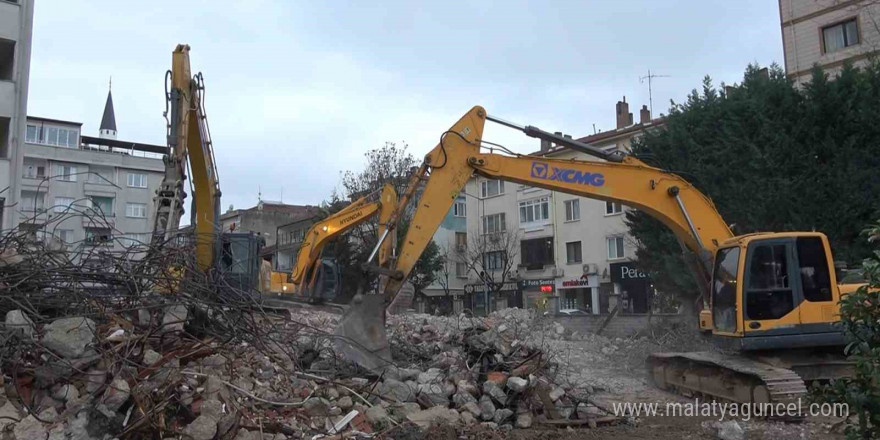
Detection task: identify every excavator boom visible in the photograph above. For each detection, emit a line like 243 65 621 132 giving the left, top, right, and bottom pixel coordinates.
382 106 732 308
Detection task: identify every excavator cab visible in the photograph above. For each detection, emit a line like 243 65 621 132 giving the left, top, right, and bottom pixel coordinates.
217 232 264 292
709 232 847 350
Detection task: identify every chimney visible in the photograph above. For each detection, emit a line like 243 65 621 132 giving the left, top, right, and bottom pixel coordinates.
616 96 633 129
563 134 572 139
639 105 651 124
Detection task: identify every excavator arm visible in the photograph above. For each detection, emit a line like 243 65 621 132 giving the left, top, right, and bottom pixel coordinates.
289 184 398 291
151 44 221 271
382 106 732 306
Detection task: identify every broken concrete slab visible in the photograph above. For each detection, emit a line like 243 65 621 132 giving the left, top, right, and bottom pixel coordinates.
42 317 96 359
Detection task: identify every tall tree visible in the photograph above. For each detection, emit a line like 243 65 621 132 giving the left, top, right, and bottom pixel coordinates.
329 142 445 302
626 63 880 307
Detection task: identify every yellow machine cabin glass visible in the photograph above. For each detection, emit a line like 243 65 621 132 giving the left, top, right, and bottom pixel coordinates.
712 246 740 333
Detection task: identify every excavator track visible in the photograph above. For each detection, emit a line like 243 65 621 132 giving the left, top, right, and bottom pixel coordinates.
647 352 808 420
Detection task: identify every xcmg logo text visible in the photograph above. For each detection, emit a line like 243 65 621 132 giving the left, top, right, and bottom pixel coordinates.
530 162 605 186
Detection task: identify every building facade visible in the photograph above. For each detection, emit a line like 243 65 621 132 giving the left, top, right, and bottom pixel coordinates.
219 200 318 265
0 0 34 230
780 0 880 85
445 98 664 317
19 110 166 257
413 195 469 314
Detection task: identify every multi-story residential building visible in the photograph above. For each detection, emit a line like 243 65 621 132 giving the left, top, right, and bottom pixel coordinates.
18 89 166 258
780 0 880 85
0 0 35 230
457 98 663 316
413 195 469 314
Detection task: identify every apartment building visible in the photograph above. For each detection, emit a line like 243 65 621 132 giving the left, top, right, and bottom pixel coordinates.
220 199 319 265
780 0 880 85
18 89 166 258
457 99 662 316
412 195 469 314
0 0 34 230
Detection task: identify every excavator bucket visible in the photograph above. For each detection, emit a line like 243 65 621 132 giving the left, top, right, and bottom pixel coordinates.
334 294 392 373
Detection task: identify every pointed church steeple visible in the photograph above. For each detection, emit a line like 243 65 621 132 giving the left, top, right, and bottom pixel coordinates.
99 78 117 139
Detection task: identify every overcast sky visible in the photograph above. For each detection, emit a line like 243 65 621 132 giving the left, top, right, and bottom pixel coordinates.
27 1 783 210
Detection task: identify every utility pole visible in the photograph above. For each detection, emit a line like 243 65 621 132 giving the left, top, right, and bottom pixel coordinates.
639 70 670 116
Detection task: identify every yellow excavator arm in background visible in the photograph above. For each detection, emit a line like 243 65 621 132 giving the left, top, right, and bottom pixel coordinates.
382 106 733 307
151 44 221 271
271 184 398 297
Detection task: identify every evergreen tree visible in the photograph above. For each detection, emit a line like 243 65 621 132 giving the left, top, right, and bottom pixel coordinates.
627 63 880 306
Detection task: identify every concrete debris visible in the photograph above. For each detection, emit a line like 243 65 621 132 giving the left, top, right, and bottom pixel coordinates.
5 309 35 339
506 376 528 393
406 405 461 429
183 414 218 440
41 317 96 359
14 415 48 440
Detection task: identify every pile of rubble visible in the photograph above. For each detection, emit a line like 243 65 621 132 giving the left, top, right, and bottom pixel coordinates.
0 303 624 440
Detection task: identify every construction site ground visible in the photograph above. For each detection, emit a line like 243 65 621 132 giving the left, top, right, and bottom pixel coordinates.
360 308 846 440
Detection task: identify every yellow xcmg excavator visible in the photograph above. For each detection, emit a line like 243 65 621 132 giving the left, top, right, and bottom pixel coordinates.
268 184 398 301
338 105 863 409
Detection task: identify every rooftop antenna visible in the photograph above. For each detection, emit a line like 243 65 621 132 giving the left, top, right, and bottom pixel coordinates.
639 69 670 116
280 186 283 203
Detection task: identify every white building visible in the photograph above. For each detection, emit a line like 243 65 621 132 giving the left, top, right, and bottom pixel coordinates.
457 98 663 316
0 0 34 230
780 0 880 85
17 88 166 260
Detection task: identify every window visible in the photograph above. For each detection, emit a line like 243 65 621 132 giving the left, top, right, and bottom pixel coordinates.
453 200 466 217
745 243 794 320
23 165 36 179
481 213 506 234
127 173 148 188
85 228 112 245
607 236 625 260
480 180 505 198
712 247 741 333
89 196 114 215
20 191 45 211
126 202 147 218
520 237 554 270
483 250 506 271
455 262 467 278
796 237 832 302
455 232 467 251
57 229 73 243
605 201 622 215
519 197 550 224
54 197 74 213
45 126 78 147
823 19 859 53
25 125 38 143
26 125 78 147
566 241 582 264
56 165 77 182
564 199 580 221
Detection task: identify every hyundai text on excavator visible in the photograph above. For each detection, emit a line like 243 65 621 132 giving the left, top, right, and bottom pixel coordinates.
338 105 863 410
267 183 398 301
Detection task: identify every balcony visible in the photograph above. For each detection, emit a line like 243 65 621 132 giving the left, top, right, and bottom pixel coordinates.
82 214 115 229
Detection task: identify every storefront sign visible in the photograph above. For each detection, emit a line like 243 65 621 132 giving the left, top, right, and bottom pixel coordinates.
555 274 598 290
518 278 555 290
464 282 518 294
610 262 649 283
